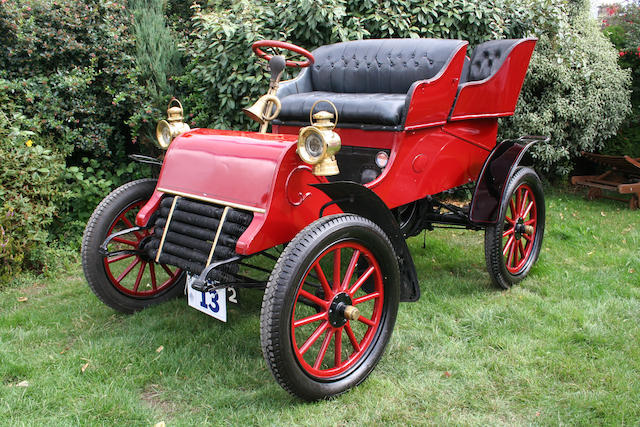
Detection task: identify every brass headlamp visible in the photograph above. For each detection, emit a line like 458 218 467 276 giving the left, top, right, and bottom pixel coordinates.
296 101 341 176
156 98 190 149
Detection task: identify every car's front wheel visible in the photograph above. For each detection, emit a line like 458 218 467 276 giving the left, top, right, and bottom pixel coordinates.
260 214 400 400
81 179 185 313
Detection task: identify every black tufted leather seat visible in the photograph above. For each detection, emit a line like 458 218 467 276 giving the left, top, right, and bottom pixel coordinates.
275 38 467 129
465 39 521 82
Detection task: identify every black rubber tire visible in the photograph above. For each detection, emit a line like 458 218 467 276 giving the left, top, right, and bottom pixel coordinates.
81 179 185 314
260 214 400 401
484 167 545 289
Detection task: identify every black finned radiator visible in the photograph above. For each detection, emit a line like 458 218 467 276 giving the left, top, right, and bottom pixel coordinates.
143 196 253 283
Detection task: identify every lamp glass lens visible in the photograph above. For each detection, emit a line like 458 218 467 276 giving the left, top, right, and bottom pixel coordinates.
305 133 324 159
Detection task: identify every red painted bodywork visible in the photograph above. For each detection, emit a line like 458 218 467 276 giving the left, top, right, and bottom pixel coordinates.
403 42 468 130
137 38 536 256
450 38 537 121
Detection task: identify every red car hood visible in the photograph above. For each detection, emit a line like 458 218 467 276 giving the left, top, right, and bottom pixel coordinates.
154 128 298 212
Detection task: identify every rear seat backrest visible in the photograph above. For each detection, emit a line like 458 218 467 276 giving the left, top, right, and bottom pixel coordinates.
310 38 467 94
466 39 521 82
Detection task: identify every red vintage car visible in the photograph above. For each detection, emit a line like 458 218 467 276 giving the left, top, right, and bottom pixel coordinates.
82 38 545 400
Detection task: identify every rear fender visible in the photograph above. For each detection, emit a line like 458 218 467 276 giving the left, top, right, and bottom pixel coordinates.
469 136 548 224
312 182 420 303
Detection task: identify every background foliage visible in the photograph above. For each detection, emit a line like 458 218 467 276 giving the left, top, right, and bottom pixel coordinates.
602 0 640 157
0 0 633 279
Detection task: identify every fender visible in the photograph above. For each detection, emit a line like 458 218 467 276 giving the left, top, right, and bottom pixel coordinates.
469 136 549 224
312 182 420 303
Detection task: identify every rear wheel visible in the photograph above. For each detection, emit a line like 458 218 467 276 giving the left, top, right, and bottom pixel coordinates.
81 179 184 313
260 214 400 400
484 167 545 289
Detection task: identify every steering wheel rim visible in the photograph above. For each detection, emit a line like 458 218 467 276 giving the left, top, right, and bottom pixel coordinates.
251 40 314 68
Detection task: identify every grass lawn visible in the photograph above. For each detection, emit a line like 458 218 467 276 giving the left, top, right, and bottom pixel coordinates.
1 187 639 425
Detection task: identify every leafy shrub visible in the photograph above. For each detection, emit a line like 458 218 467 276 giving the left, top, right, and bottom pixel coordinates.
182 0 631 176
0 0 143 157
601 1 640 157
503 14 632 174
127 0 184 146
0 113 67 281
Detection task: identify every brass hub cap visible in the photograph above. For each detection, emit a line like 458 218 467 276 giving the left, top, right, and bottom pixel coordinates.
328 292 358 327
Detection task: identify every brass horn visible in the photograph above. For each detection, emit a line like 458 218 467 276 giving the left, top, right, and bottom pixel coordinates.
243 94 281 125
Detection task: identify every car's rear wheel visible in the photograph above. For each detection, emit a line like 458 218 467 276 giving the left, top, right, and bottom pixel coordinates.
484 167 545 289
82 179 185 313
260 214 400 400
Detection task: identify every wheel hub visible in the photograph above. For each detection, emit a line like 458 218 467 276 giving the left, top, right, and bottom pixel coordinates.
328 292 358 327
514 219 534 240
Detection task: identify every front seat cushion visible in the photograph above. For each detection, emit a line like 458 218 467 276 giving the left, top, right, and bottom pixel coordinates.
278 91 407 126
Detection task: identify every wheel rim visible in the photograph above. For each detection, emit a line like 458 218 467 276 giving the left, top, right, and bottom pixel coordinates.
290 241 384 379
102 200 182 297
502 183 537 274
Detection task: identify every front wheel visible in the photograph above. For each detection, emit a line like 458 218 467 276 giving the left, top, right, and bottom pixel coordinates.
260 214 400 400
484 167 545 289
81 179 184 313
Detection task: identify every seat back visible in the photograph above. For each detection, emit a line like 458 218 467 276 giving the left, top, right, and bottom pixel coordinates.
309 38 466 94
465 39 522 82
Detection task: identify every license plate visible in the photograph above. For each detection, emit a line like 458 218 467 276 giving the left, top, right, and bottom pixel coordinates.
186 274 238 322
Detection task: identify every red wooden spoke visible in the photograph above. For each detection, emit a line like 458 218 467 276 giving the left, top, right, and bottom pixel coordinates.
299 289 329 308
112 237 138 247
353 291 380 305
340 249 361 291
358 315 376 327
116 258 140 282
503 228 514 238
293 312 326 328
149 263 157 290
132 262 146 292
334 328 342 367
106 253 134 264
345 323 361 352
332 248 341 292
161 264 175 277
299 321 329 355
348 265 375 296
103 200 182 297
313 262 333 297
522 200 534 219
313 329 334 369
119 215 143 239
522 233 532 242
503 235 515 256
518 240 526 259
515 188 522 217
507 241 515 267
519 188 529 215
524 219 536 226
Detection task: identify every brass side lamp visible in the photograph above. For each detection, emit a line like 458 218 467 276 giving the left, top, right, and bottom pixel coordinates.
296 100 341 176
156 98 190 149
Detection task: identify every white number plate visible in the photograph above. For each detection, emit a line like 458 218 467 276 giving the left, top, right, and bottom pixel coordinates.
186 274 238 322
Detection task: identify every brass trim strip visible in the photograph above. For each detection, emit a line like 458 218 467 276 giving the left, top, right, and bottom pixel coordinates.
157 188 266 213
206 206 230 266
155 196 180 263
